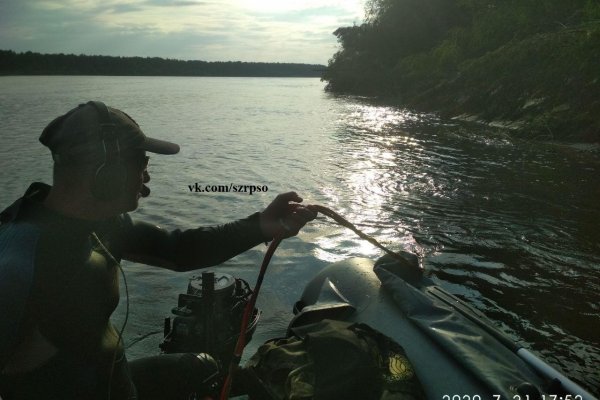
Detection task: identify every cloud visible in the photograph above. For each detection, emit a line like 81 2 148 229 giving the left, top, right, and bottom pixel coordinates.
146 0 208 6
0 0 364 64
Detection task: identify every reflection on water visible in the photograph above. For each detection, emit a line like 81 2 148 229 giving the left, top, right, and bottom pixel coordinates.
328 99 599 393
0 76 598 394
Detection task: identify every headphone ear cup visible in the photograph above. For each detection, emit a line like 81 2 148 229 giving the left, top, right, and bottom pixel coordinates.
92 162 127 201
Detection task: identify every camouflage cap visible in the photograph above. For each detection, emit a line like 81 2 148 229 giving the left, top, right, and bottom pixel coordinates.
40 101 179 163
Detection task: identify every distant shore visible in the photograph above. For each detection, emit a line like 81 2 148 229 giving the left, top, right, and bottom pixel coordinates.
0 50 325 78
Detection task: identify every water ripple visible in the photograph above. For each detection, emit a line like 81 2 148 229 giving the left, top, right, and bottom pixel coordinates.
1 77 597 393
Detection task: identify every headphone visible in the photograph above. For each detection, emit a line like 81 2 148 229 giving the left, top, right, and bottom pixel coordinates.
87 101 128 201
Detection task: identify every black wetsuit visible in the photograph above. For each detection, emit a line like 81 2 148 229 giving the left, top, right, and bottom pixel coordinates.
0 183 269 399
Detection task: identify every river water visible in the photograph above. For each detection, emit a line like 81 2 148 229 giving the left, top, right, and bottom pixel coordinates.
0 76 598 394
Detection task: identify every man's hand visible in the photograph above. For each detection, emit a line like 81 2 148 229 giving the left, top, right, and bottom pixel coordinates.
260 192 317 240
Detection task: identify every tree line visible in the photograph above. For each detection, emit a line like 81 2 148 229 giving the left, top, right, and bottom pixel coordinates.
0 50 325 78
323 0 600 141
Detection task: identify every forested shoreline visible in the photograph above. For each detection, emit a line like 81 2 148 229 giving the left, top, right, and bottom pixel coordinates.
0 50 324 78
323 0 600 142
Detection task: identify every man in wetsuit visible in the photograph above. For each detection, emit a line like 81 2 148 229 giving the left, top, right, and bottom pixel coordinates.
0 101 317 400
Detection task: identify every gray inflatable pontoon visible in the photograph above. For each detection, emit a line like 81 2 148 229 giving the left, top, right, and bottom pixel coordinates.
289 255 597 400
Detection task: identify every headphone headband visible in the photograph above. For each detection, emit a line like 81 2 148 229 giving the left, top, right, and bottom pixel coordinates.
88 101 126 201
87 101 121 164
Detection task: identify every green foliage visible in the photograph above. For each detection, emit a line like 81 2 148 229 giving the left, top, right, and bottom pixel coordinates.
323 0 465 94
451 0 590 57
582 0 600 27
323 0 600 141
365 0 466 58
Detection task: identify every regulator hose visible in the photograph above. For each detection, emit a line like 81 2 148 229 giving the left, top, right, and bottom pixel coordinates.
219 235 283 400
218 204 420 399
307 204 417 271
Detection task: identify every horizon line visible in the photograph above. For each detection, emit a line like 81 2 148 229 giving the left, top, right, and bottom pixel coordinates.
1 49 327 67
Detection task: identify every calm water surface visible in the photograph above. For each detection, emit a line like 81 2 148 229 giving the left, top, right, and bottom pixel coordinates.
1 76 598 394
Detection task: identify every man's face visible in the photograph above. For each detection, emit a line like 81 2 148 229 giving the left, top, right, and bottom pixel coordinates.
116 151 149 212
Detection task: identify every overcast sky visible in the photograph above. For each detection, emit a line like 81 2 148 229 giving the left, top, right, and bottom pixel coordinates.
0 0 366 65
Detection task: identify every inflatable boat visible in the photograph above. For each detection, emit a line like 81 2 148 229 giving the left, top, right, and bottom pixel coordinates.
290 254 597 400
161 253 597 400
